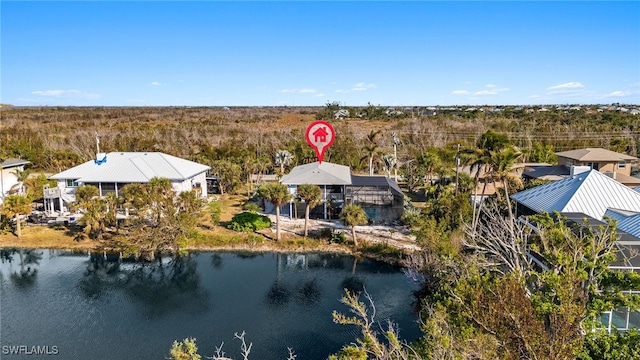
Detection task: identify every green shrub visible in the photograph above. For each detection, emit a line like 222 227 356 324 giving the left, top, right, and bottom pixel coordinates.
242 202 260 213
209 201 222 225
320 227 347 244
227 212 271 232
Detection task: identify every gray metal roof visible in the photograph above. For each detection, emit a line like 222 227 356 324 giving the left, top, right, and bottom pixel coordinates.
280 162 352 185
0 158 30 168
351 175 403 196
511 169 640 220
50 152 210 183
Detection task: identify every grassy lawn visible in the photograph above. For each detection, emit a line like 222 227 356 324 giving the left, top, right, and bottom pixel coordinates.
0 225 100 250
0 194 351 254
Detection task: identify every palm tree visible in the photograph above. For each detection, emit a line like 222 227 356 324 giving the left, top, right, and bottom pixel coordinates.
382 154 397 178
418 151 441 186
274 149 294 174
10 168 30 195
362 130 382 176
147 177 174 225
79 197 108 240
340 204 368 247
121 183 147 211
104 192 120 228
490 145 524 224
467 130 511 235
296 184 322 237
258 183 292 241
2 194 32 238
75 184 99 208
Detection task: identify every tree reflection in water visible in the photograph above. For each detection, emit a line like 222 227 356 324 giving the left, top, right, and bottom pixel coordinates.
78 253 209 318
340 257 365 293
266 254 324 307
210 253 223 269
0 249 43 289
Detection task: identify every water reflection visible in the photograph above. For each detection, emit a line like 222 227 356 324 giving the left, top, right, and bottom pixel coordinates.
78 253 209 318
0 248 43 289
341 257 365 293
211 253 224 269
1 250 419 360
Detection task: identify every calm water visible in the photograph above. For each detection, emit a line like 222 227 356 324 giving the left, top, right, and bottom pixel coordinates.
0 249 421 360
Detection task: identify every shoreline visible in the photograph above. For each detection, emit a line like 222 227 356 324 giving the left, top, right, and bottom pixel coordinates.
0 225 417 266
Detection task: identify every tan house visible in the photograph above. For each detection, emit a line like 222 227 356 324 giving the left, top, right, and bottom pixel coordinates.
556 148 637 176
552 148 640 187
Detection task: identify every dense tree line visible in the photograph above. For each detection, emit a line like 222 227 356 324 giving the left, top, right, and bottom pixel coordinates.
2 105 640 357
1 106 638 191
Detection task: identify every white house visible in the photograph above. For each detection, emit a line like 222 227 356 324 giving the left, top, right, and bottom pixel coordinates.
45 152 210 212
0 158 31 204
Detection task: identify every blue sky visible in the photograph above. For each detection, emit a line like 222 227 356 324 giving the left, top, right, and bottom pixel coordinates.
2 1 639 106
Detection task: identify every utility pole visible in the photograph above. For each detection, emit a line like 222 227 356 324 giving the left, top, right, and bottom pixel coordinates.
392 132 400 181
455 144 460 196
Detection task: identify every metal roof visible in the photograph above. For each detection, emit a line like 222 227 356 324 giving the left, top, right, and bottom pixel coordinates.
50 152 210 183
555 148 638 162
522 165 570 180
351 175 403 196
604 209 640 239
0 158 30 168
511 169 640 221
618 214 640 239
280 162 352 185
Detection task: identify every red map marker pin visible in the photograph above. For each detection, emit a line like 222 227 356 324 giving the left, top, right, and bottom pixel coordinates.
305 120 335 163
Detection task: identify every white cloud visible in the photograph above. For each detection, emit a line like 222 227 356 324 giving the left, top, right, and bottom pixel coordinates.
452 90 469 95
149 81 163 86
604 90 631 97
469 84 510 96
279 88 318 94
529 94 541 98
313 93 325 97
31 89 100 99
473 90 498 96
351 82 376 91
335 82 377 94
548 82 584 90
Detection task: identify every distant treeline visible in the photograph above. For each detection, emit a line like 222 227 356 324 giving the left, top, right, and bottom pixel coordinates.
1 105 638 176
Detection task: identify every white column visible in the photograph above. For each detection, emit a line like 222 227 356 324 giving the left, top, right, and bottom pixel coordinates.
323 185 327 220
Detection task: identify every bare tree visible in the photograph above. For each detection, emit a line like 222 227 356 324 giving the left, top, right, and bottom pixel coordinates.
463 202 533 275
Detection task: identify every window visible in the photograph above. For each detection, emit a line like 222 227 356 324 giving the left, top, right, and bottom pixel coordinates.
66 179 79 187
588 162 600 170
619 161 627 169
